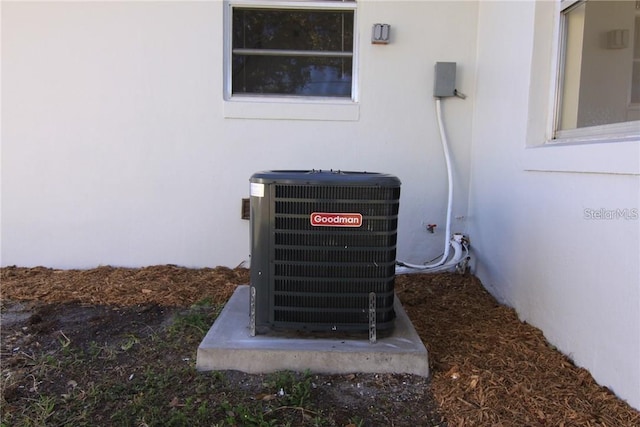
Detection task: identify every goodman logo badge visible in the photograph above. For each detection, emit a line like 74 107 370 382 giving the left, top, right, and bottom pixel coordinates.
310 212 363 227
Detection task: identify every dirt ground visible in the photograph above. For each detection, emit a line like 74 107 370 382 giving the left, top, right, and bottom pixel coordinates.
1 265 639 426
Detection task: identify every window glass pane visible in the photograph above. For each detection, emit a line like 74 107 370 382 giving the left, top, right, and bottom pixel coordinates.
233 9 353 52
558 0 639 131
233 56 352 96
231 7 354 97
632 62 640 104
631 16 640 104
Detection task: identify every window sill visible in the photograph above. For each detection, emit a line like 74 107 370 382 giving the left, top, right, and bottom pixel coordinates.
223 98 360 121
522 137 639 175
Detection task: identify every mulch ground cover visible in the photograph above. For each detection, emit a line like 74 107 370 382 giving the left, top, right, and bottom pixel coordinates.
1 265 639 426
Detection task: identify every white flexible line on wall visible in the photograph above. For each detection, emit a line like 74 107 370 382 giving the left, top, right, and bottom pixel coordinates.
397 97 455 272
395 238 465 275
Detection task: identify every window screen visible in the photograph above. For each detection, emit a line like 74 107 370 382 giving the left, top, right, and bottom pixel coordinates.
231 7 354 98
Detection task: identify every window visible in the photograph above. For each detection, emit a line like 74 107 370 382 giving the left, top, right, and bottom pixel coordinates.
225 0 356 100
523 1 638 175
555 0 640 139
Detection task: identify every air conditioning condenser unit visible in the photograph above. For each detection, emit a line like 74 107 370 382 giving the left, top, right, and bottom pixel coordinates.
249 170 401 339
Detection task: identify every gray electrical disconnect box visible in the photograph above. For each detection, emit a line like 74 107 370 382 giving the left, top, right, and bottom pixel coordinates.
434 62 457 98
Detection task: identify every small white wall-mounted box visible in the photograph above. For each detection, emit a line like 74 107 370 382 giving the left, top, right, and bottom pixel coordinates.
372 23 390 44
606 29 629 49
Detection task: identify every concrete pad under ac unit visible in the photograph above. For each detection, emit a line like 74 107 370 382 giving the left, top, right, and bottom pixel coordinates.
196 285 429 377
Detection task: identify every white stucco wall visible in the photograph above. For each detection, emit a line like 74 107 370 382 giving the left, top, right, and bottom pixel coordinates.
469 0 640 410
1 1 477 269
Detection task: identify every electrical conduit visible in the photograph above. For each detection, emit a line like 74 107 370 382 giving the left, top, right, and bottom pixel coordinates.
396 98 460 273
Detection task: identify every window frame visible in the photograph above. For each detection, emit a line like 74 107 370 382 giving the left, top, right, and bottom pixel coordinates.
550 0 640 144
523 0 639 176
223 0 358 104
